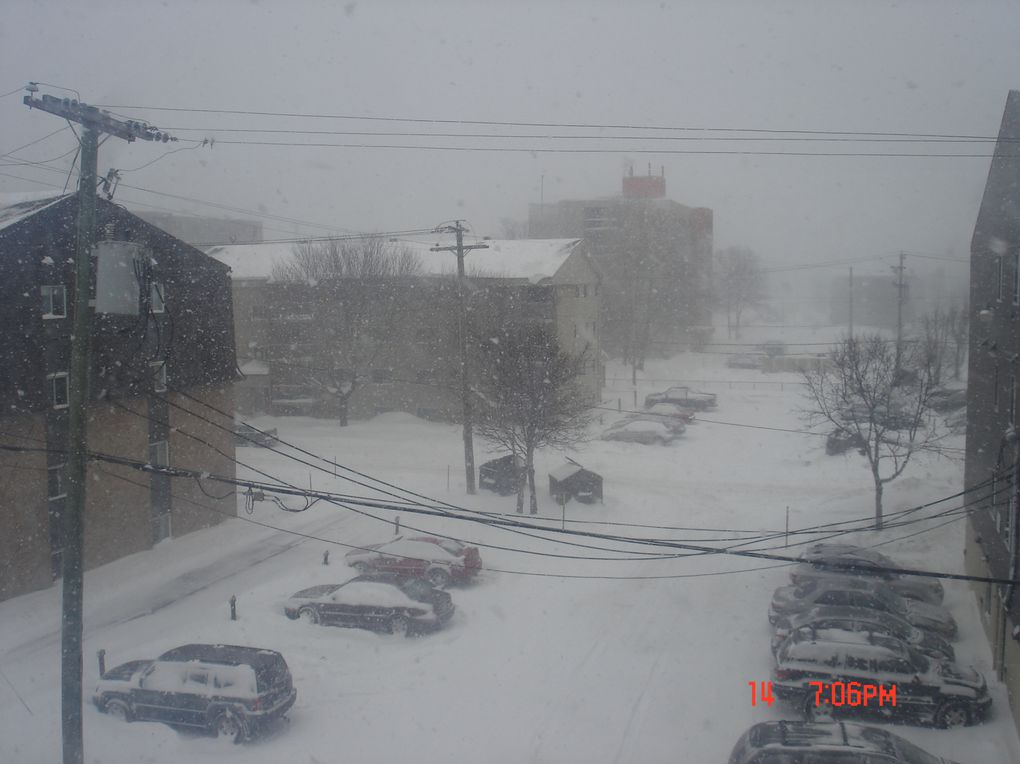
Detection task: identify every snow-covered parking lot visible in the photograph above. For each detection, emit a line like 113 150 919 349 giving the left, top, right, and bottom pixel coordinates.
1 354 1018 763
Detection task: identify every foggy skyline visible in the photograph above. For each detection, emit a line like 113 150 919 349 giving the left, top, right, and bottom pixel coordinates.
2 0 1018 277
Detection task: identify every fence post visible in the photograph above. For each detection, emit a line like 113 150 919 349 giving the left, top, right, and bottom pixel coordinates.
229 595 237 621
785 507 790 547
97 649 106 677
323 550 330 566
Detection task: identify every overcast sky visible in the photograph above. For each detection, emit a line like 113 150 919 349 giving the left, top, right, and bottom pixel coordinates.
2 0 1018 282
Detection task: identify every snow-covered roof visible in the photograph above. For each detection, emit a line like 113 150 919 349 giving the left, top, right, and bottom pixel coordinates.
403 238 583 283
205 241 298 280
0 192 70 233
206 238 583 284
549 463 583 481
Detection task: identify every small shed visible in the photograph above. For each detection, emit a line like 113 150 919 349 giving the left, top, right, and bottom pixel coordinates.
479 455 520 496
549 461 603 505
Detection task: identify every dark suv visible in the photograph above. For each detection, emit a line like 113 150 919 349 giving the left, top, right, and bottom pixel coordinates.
92 643 297 743
728 721 961 764
772 632 990 728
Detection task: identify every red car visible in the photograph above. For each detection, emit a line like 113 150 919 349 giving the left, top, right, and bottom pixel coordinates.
344 535 482 588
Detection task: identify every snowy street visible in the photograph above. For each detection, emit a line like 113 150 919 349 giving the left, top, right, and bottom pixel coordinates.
1 353 1018 763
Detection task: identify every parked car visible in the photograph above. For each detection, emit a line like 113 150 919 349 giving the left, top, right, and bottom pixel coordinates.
616 413 687 434
790 556 944 605
600 418 679 445
344 536 481 588
642 401 697 424
928 387 967 413
643 385 717 410
284 573 454 636
825 427 865 456
725 353 764 369
770 606 955 662
761 340 787 357
232 422 279 447
728 721 961 764
478 454 520 495
769 579 957 639
799 544 896 564
92 643 297 743
773 630 990 728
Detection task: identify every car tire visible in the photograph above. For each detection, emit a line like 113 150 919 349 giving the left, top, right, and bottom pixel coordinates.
212 709 246 744
352 562 369 575
426 568 451 589
935 701 970 729
803 695 835 723
389 615 411 637
298 606 320 625
104 698 132 722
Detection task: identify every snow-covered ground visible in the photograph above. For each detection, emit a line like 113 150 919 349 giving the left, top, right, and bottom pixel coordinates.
1 347 1015 763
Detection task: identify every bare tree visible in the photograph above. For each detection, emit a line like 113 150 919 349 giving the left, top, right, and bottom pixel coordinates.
803 334 944 529
920 308 953 387
474 324 593 513
715 246 767 339
271 238 423 425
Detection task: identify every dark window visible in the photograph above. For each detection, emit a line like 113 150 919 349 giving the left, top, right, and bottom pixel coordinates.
48 373 69 408
371 368 393 383
149 440 169 467
48 463 67 500
845 654 869 671
41 285 66 318
151 361 167 393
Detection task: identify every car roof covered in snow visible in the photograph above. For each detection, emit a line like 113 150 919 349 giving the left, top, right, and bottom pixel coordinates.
157 643 284 668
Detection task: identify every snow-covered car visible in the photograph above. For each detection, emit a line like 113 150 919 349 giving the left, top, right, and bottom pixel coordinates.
728 721 961 764
92 644 296 743
615 412 686 434
789 557 944 604
344 536 481 588
600 418 679 445
768 579 957 639
770 606 955 662
232 422 279 447
642 401 697 424
773 630 990 728
642 385 717 410
928 387 967 413
725 353 764 369
284 574 454 636
799 544 895 565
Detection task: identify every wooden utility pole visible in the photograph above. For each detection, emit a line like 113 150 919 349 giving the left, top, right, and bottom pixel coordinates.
23 88 175 764
431 221 488 494
892 252 907 378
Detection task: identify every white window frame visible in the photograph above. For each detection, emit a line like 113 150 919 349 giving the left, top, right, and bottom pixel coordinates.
47 372 69 409
150 281 165 314
48 463 67 500
151 361 167 393
149 440 169 468
41 285 67 318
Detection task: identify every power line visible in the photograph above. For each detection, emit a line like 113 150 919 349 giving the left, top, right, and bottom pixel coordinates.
90 103 1004 141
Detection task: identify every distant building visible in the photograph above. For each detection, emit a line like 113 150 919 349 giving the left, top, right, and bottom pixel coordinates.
828 271 913 330
133 210 263 248
528 168 713 352
208 238 603 421
0 193 238 602
963 89 1020 735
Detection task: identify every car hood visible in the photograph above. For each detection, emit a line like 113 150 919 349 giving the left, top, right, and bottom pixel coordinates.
935 662 986 692
770 585 802 612
904 600 956 630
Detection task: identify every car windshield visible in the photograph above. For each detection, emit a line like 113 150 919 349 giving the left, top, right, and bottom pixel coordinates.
892 736 944 764
2 3 1015 764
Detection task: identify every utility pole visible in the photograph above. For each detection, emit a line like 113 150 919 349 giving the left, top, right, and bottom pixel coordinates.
431 221 489 494
848 266 854 338
892 251 907 379
23 88 175 764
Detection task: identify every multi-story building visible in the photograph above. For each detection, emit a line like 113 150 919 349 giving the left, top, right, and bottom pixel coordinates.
963 89 1020 734
208 237 603 420
0 193 238 602
528 169 713 352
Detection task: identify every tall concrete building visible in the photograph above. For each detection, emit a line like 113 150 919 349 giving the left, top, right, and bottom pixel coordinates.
528 168 713 355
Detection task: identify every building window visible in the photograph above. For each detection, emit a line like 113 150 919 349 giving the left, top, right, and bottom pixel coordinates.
150 282 165 313
371 368 393 383
151 361 167 393
994 364 1000 410
48 463 67 500
41 285 66 318
48 372 69 408
149 440 169 468
1014 251 1020 305
998 256 1005 301
581 284 588 298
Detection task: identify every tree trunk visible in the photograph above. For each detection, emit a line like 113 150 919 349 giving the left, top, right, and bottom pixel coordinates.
873 473 884 530
527 444 538 514
513 444 525 513
338 397 349 427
